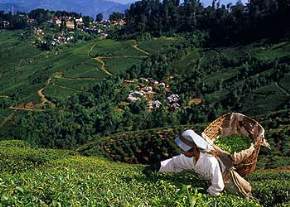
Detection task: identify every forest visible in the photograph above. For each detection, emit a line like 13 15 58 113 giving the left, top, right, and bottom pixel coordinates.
119 0 290 45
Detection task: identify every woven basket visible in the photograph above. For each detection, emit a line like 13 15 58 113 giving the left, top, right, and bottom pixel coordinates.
202 113 269 177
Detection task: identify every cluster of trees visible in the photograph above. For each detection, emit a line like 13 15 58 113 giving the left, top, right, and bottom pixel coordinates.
122 0 290 44
0 11 28 29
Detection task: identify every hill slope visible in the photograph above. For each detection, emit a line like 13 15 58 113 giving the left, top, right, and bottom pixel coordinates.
1 140 289 206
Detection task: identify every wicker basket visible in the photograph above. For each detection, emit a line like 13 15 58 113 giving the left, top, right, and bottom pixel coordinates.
202 113 270 177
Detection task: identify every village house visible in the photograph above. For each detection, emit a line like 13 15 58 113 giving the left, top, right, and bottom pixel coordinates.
66 19 75 30
99 32 108 39
111 19 126 26
75 17 84 28
127 91 144 102
27 18 35 25
1 21 10 29
170 102 180 110
53 17 62 27
33 27 44 36
152 100 162 109
167 94 180 103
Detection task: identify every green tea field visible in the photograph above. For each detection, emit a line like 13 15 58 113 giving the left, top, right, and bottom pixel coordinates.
1 140 289 207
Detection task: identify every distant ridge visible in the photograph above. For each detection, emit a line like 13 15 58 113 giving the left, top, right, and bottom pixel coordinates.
0 0 129 18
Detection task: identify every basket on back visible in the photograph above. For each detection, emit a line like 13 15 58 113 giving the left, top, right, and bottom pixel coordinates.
202 113 270 177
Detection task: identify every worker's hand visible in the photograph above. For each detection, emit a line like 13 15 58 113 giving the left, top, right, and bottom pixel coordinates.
142 162 161 176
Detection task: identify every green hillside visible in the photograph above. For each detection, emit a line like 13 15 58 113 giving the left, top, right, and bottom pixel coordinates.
1 29 290 206
0 31 178 109
1 140 289 207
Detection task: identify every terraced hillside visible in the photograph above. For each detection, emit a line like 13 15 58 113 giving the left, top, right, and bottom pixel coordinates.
1 29 290 206
0 31 179 109
1 140 289 207
1 30 290 147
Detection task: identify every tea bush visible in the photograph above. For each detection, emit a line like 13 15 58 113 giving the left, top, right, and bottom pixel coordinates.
0 140 289 206
78 125 205 164
0 140 76 173
248 171 290 207
0 146 260 207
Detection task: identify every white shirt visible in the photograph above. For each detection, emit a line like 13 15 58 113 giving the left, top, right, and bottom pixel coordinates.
159 152 225 196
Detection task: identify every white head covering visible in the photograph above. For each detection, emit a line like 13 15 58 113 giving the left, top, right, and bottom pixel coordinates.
175 129 213 152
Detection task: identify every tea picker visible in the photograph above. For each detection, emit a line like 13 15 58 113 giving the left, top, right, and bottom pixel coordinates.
144 113 270 199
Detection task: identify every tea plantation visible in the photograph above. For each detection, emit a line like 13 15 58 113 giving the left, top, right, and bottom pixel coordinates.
1 140 289 207
1 29 290 206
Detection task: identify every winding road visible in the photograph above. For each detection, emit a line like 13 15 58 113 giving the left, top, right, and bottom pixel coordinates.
95 57 112 76
132 40 150 56
8 39 150 112
90 40 149 77
37 77 54 106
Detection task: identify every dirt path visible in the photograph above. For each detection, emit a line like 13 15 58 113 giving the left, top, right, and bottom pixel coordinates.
95 57 112 76
92 55 147 77
8 106 45 112
9 70 96 112
88 41 99 58
9 76 54 112
0 112 15 128
275 82 290 96
88 40 149 77
37 77 54 106
8 40 150 112
132 40 150 56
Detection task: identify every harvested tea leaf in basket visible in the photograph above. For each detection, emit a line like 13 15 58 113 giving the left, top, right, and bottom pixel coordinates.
215 135 252 154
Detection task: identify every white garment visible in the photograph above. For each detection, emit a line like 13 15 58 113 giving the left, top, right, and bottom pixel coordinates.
159 152 225 196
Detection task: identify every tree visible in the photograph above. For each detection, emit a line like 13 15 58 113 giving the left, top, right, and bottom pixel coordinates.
29 9 50 24
96 13 103 22
109 12 124 22
82 16 94 27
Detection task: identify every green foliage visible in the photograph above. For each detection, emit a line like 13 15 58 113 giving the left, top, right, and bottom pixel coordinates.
1 29 290 164
249 171 290 207
215 135 252 154
109 12 124 22
78 124 204 164
124 0 290 44
0 141 264 206
138 36 185 54
89 39 146 57
0 140 76 173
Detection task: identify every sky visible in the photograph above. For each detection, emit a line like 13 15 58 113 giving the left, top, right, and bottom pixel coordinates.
111 0 248 6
